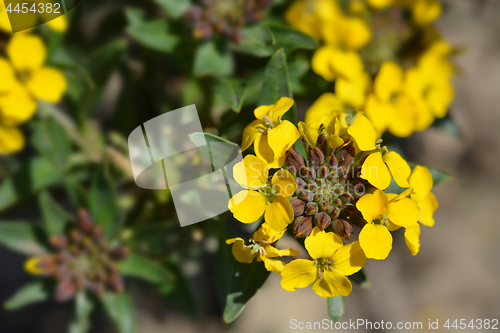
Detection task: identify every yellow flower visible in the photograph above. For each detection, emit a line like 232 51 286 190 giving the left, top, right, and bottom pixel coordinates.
360 151 412 189
226 223 300 273
335 71 371 109
0 1 10 33
312 46 365 82
0 1 68 33
411 0 442 26
229 155 297 231
280 227 366 298
365 61 418 137
403 166 439 255
357 190 419 260
241 97 300 167
304 93 347 131
366 0 395 9
347 113 378 152
299 116 344 150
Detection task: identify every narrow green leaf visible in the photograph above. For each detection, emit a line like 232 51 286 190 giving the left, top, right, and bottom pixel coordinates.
431 113 462 139
288 57 310 95
124 7 145 26
0 157 64 211
69 291 94 333
154 0 191 18
267 26 318 54
118 252 175 287
102 293 136 333
89 164 121 241
0 222 46 256
31 116 72 171
87 40 127 86
259 48 297 124
127 20 178 53
194 41 234 77
348 268 371 289
4 282 49 310
39 191 70 236
223 260 271 323
189 132 239 171
214 78 247 113
327 296 345 323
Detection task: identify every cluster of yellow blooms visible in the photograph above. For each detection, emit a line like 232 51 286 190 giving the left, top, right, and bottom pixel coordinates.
286 0 455 138
0 2 67 154
227 97 438 298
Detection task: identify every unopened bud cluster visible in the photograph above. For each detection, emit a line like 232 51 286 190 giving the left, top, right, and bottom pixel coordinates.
184 0 273 43
286 133 368 240
28 209 128 302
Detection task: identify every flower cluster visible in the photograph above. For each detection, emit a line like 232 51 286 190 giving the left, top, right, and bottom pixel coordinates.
184 0 273 43
286 0 456 137
25 209 128 302
227 97 438 298
0 5 67 154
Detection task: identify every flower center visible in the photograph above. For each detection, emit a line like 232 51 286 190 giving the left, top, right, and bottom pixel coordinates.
16 70 31 83
315 257 334 280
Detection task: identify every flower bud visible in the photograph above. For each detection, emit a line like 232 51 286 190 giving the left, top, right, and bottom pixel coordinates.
295 178 307 192
314 212 331 231
49 235 68 250
341 192 354 204
307 181 318 192
299 190 314 202
330 206 341 220
302 167 316 183
314 193 323 202
290 198 305 216
108 274 124 293
305 202 318 215
55 278 76 302
76 209 94 233
293 216 313 238
308 147 325 170
318 200 329 212
318 165 329 179
109 246 129 261
316 132 328 156
286 149 306 172
332 219 353 240
338 143 355 171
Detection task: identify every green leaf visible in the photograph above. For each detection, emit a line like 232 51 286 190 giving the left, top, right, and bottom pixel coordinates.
214 78 247 113
259 48 297 124
288 57 310 95
0 222 47 256
327 296 345 323
348 268 371 289
69 291 94 333
89 164 121 241
193 41 234 77
102 293 136 333
118 252 175 288
124 7 145 26
408 163 454 187
0 157 64 212
4 282 49 310
189 132 240 171
38 191 70 236
223 260 271 324
431 113 462 139
267 26 318 54
87 40 127 86
31 116 72 171
127 20 178 53
154 0 191 18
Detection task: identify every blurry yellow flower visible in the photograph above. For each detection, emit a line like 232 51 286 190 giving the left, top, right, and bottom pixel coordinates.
366 0 395 9
299 116 344 150
411 0 442 26
241 97 300 167
357 190 419 260
312 46 364 82
46 15 68 32
0 1 68 33
280 227 366 298
304 93 347 131
347 113 377 152
336 71 371 109
226 223 299 273
360 150 412 189
365 61 418 137
229 155 297 231
0 125 25 154
403 166 439 255
0 1 10 32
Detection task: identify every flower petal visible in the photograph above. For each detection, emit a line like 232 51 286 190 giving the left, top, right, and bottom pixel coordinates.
254 134 276 166
359 223 392 260
312 46 338 82
364 94 394 134
404 225 421 256
0 125 24 154
383 151 411 188
280 259 317 291
7 34 46 71
361 152 392 189
265 196 294 231
347 114 377 151
227 238 254 263
417 192 438 227
0 83 37 126
252 223 285 243
26 67 67 103
260 256 286 274
271 169 297 197
312 270 352 298
305 93 344 130
387 198 420 228
228 190 267 224
374 61 403 103
254 97 294 125
267 120 300 159
0 58 16 92
409 165 433 203
331 241 366 276
241 119 266 152
305 226 343 260
233 154 268 189
356 189 388 223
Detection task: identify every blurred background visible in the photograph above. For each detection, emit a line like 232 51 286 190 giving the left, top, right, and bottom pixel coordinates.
0 0 499 332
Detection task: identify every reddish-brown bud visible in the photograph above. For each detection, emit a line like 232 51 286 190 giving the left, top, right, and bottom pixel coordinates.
293 216 313 238
308 147 325 170
286 149 306 172
341 192 354 204
49 235 68 250
295 178 307 192
314 212 331 230
55 278 76 302
108 246 129 261
299 190 314 202
290 198 305 216
316 132 328 156
319 200 329 212
318 165 329 179
305 202 318 215
332 219 353 240
302 167 316 183
330 206 341 220
76 209 94 233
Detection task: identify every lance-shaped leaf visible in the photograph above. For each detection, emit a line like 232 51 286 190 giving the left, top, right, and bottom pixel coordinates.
214 78 247 113
431 112 462 139
348 268 371 289
89 164 121 242
127 20 178 53
223 260 271 324
0 222 47 256
194 41 234 77
102 293 136 333
153 0 191 18
259 48 297 124
118 252 175 289
69 291 94 333
327 296 345 323
31 116 72 171
0 157 64 212
4 281 50 310
39 191 71 236
189 133 240 171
